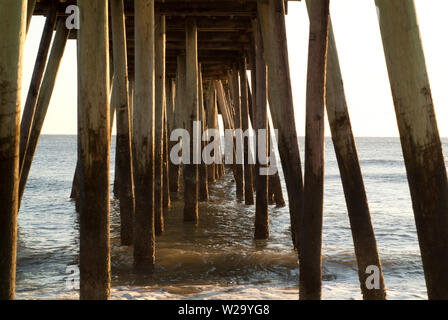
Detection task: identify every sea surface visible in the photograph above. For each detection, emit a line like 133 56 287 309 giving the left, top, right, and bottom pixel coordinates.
15 135 447 300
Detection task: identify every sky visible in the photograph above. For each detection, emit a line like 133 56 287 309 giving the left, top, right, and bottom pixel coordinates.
22 0 448 137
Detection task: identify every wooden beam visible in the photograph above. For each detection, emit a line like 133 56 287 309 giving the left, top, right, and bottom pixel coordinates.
33 1 258 17
166 78 179 189
183 18 200 223
376 0 448 300
170 57 186 193
205 83 217 183
19 5 57 188
154 12 166 235
133 0 155 272
111 0 135 246
258 0 304 249
304 0 386 300
300 0 329 300
253 18 269 240
216 80 234 130
162 97 171 208
166 63 233 71
0 0 26 301
19 19 70 207
166 31 250 43
166 41 248 51
166 49 242 58
240 57 254 205
77 0 111 300
158 1 257 17
216 80 237 179
128 40 248 51
230 66 244 201
198 65 209 201
151 16 251 32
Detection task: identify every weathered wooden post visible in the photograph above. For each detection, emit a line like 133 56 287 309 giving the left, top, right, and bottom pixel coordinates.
0 0 26 300
73 16 115 203
216 80 237 178
258 0 304 249
216 80 237 181
376 0 448 299
240 57 255 205
111 68 120 196
133 0 156 271
246 78 256 188
111 0 135 245
253 19 269 239
19 5 57 183
154 11 166 235
77 0 111 299
111 81 120 197
216 81 235 130
247 68 284 210
230 67 244 201
18 19 70 204
198 64 209 201
163 100 171 208
168 77 180 193
184 19 199 223
205 83 217 183
300 0 329 300
303 0 386 300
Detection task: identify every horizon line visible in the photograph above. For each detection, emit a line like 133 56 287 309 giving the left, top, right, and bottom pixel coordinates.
38 134 448 139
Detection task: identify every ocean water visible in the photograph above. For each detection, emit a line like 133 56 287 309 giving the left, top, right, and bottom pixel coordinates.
15 135 447 300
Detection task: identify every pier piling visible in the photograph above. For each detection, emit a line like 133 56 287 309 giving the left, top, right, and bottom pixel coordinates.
253 18 269 240
154 11 166 235
111 0 135 245
19 19 70 205
198 64 209 201
300 0 329 300
133 0 156 272
240 57 255 206
376 0 448 299
163 100 171 208
183 18 199 223
167 78 180 193
0 0 26 300
230 66 245 201
258 0 304 249
77 0 111 299
19 4 57 197
304 0 388 298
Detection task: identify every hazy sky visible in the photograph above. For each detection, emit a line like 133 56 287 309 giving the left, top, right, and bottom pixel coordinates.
23 0 448 137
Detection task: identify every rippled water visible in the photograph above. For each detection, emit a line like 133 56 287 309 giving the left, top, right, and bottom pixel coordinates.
15 136 448 300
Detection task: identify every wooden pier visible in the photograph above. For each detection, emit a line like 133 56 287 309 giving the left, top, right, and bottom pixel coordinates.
1 0 448 300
